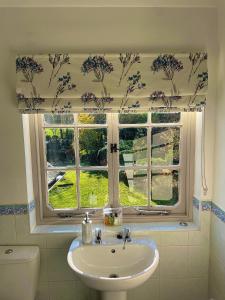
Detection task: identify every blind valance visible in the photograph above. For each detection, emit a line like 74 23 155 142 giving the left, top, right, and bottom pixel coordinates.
16 53 208 114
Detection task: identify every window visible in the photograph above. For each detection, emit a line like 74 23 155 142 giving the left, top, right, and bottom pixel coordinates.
31 112 195 222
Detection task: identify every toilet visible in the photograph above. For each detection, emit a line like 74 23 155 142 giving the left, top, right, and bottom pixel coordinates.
0 246 40 300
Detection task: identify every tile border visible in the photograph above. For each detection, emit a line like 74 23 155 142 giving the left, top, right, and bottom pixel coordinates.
193 198 225 223
0 200 35 216
201 200 212 211
193 197 200 210
0 199 224 223
211 202 225 223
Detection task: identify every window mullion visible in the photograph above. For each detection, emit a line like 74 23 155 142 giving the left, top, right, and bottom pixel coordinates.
148 112 152 207
111 113 119 208
74 114 81 209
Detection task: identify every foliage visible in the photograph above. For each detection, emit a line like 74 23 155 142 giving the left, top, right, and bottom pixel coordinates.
151 54 183 80
16 56 43 82
118 53 140 85
48 54 70 87
45 128 75 166
79 128 107 166
81 92 113 110
81 56 114 81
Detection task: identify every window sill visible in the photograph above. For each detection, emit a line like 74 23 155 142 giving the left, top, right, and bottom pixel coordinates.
31 221 199 235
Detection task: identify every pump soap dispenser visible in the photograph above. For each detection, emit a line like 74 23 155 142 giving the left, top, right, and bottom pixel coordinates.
82 212 92 244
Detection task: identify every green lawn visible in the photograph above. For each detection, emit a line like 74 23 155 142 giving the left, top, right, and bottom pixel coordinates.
49 171 148 209
49 170 177 209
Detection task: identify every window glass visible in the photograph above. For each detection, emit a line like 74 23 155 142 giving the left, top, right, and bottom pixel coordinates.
78 114 106 124
79 170 108 208
79 128 107 166
151 113 180 123
119 128 147 166
119 113 148 124
119 170 148 206
44 113 74 125
48 170 77 209
45 128 75 167
151 169 179 206
39 112 186 215
151 127 180 165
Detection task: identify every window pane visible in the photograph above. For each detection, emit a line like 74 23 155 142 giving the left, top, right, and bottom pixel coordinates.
119 170 148 206
79 128 107 166
119 128 147 166
119 113 148 124
80 171 108 208
48 170 77 209
44 113 74 125
45 128 75 167
151 169 179 206
78 114 106 124
151 113 180 123
151 127 180 165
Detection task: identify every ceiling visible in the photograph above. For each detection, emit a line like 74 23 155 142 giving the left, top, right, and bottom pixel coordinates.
0 0 217 8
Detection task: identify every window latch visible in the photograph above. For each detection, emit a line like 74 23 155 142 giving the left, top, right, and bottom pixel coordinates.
110 143 119 153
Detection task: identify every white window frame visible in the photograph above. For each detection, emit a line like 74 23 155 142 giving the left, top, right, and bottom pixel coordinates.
29 112 196 224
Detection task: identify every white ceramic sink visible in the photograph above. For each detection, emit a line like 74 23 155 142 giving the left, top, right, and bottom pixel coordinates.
67 238 159 298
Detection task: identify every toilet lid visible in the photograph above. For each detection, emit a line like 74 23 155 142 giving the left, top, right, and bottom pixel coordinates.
0 246 39 264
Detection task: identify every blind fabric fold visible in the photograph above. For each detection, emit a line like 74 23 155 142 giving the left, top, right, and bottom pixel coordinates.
16 53 208 114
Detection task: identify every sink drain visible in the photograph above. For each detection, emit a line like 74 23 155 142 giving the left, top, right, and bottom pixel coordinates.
109 274 119 278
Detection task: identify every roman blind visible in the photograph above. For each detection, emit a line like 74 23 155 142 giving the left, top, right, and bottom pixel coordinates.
16 52 208 114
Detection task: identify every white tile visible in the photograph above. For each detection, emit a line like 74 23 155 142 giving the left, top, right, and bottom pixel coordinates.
46 233 76 249
210 215 225 264
128 279 159 300
146 231 161 246
0 215 16 244
209 254 225 298
193 206 201 226
15 215 46 248
188 229 209 246
209 277 225 300
89 288 100 300
75 280 91 300
160 278 190 300
160 277 208 300
159 246 188 278
48 281 78 300
188 246 209 277
29 209 37 231
39 249 48 283
186 277 208 300
161 231 188 246
46 248 78 282
36 282 49 300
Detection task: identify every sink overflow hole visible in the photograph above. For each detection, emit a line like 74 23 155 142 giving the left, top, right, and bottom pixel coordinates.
109 274 119 278
111 249 116 253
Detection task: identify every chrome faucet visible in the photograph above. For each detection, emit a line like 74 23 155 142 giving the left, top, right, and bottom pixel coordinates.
122 227 131 249
95 228 102 244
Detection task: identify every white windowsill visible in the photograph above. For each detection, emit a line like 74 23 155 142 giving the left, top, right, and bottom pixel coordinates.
31 221 199 234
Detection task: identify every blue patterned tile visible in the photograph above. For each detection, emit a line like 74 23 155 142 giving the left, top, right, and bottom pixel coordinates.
14 204 28 215
193 197 200 210
201 200 212 211
28 200 35 212
0 205 15 215
211 202 225 223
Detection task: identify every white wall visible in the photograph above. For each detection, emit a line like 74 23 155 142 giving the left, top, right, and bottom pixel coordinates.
0 5 218 300
209 1 225 299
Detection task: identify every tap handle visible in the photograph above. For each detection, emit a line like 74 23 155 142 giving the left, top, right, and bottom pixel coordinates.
95 228 102 242
123 227 131 239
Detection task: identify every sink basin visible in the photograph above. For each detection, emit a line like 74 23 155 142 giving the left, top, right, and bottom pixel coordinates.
67 238 159 295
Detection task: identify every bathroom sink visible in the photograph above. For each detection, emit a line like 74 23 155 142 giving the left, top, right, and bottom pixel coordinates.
67 238 159 292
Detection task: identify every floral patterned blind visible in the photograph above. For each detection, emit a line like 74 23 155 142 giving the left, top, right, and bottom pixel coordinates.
16 53 208 114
